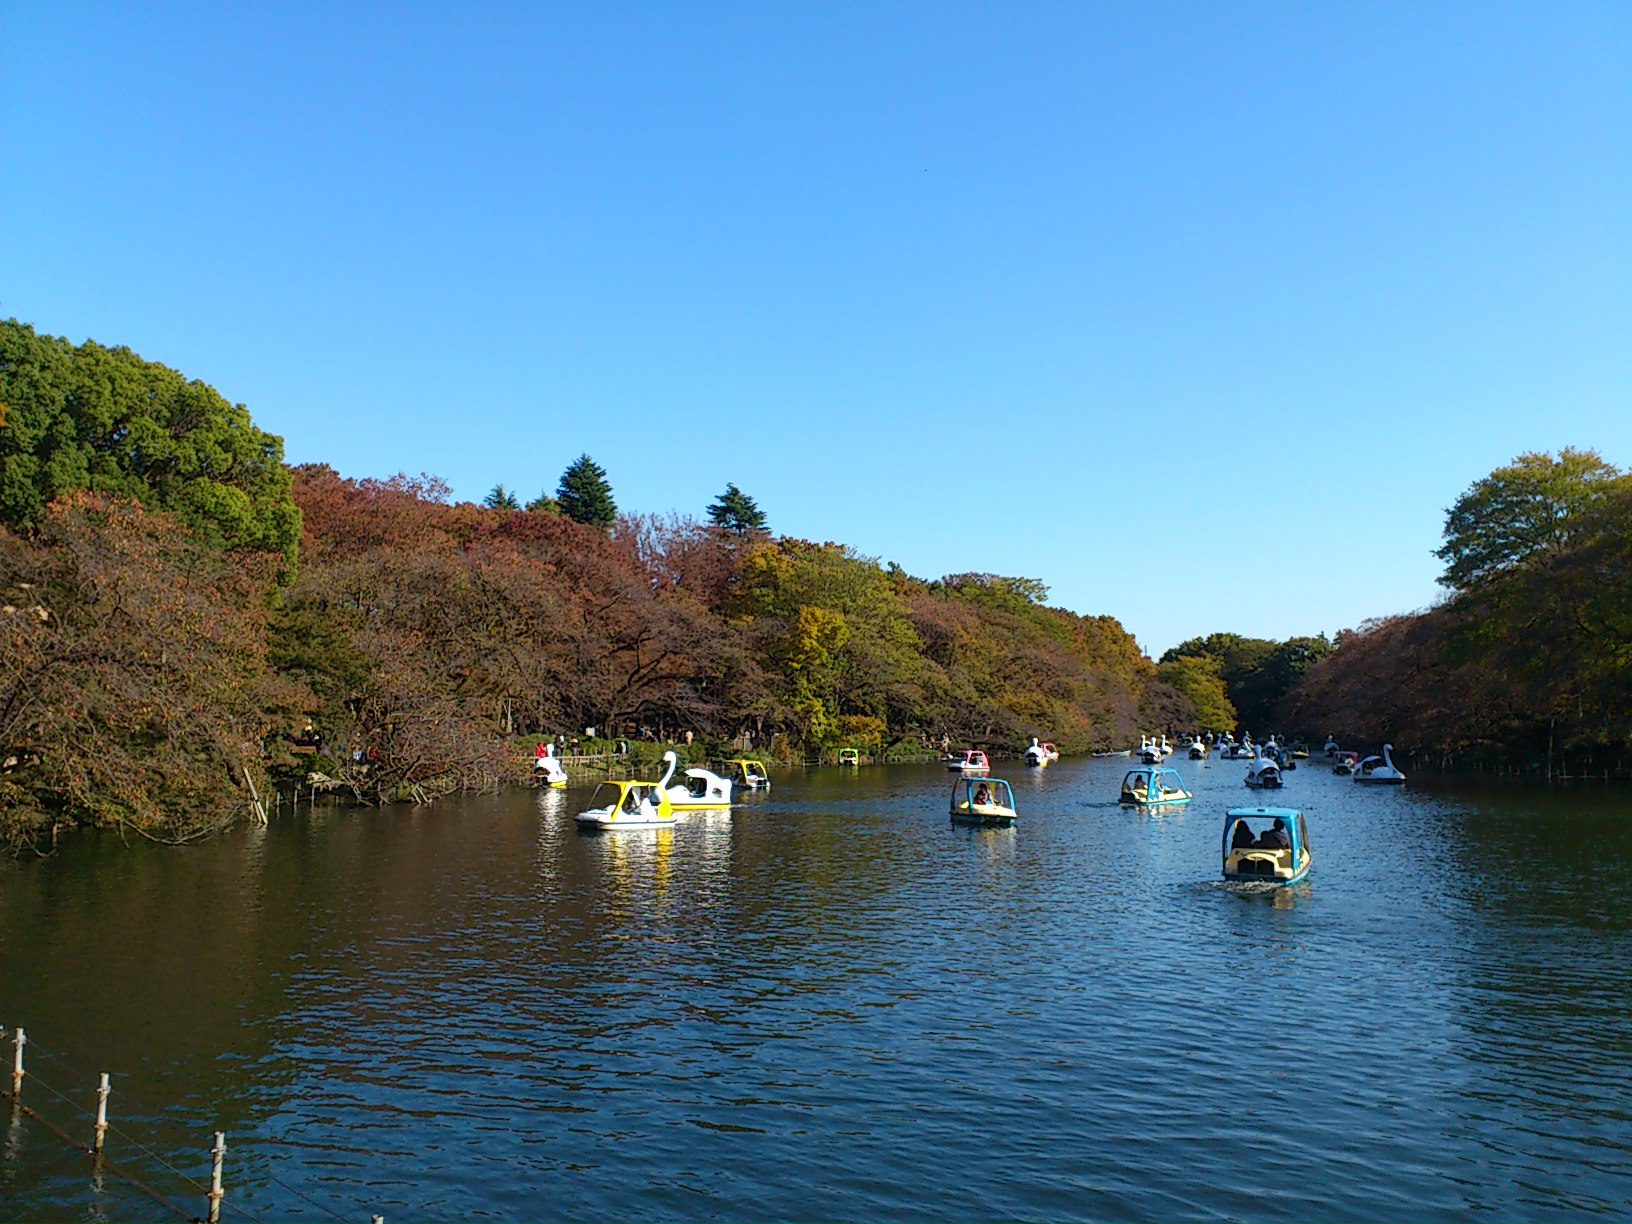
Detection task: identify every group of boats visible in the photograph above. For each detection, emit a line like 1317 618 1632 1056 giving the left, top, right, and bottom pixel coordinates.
565 751 772 828
552 729 1402 885
1323 737 1406 783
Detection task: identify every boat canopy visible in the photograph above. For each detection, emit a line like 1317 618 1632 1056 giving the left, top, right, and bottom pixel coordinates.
950 775 1015 808
1222 806 1309 860
584 780 673 817
1120 766 1191 804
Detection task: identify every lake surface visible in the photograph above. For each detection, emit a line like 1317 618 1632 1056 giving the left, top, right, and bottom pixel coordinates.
2 756 1631 1222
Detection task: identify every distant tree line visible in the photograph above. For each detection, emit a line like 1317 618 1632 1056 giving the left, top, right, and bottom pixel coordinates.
1280 449 1632 775
0 319 1192 848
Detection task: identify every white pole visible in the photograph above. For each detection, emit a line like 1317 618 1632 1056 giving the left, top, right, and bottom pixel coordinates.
94 1073 110 1152
207 1131 226 1223
10 1028 23 1095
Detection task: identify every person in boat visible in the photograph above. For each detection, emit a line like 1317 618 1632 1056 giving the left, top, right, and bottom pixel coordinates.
622 788 642 814
1231 820 1256 851
535 742 549 759
973 783 992 806
1255 818 1291 850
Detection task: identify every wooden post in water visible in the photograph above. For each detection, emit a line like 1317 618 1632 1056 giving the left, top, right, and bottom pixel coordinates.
243 767 268 826
207 1131 226 1223
94 1073 110 1153
10 1028 23 1095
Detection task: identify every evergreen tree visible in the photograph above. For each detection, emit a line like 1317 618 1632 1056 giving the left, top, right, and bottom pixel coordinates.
483 483 521 510
556 454 616 526
525 491 560 514
0 318 301 573
707 482 768 535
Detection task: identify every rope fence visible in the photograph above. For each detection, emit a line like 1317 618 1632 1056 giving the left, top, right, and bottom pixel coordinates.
2 1023 388 1223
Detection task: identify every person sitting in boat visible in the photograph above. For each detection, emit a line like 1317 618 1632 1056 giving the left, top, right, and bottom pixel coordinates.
973 783 992 807
1231 820 1256 850
1255 818 1291 850
622 789 643 814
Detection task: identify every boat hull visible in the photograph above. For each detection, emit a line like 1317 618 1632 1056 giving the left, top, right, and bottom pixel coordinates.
1223 848 1311 885
574 810 676 829
950 809 1016 827
1223 860 1311 886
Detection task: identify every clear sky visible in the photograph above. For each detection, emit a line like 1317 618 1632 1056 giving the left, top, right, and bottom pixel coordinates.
4 1 1628 656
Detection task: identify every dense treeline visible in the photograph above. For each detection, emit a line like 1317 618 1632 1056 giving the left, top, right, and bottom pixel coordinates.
1 320 1190 846
1281 450 1632 775
8 319 1623 848
1157 632 1333 734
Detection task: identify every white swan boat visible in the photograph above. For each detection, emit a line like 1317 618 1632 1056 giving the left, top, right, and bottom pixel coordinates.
1186 736 1208 759
1354 743 1407 785
1244 744 1283 789
666 766 733 809
575 752 679 828
531 744 568 788
1023 738 1059 767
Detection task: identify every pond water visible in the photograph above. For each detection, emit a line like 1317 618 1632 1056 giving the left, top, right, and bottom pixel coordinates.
2 756 1630 1221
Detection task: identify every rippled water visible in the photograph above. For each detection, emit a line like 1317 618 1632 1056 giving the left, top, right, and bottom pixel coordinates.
2 757 1631 1221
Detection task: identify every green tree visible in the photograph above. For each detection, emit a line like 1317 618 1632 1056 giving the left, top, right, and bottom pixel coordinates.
525 491 560 514
1157 655 1237 731
483 483 521 510
707 482 768 535
0 319 301 574
556 454 616 527
1434 448 1624 590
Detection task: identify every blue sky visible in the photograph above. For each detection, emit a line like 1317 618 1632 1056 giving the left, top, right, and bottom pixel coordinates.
3 1 1627 655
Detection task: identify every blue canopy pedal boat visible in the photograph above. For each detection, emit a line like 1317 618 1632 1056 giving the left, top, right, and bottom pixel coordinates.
1118 766 1192 807
1222 806 1311 885
949 775 1017 826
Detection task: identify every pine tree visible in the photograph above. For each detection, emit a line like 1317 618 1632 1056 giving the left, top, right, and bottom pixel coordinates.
483 483 521 511
556 454 617 526
525 491 560 514
707 482 768 535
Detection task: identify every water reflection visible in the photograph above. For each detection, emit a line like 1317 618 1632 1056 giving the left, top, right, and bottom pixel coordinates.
1 764 1630 1221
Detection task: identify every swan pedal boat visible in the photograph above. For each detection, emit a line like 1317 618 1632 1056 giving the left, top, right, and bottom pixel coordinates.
1023 738 1059 767
1222 806 1312 885
1243 748 1284 789
1186 737 1209 759
1331 751 1359 776
531 748 568 788
1354 743 1407 785
666 766 734 810
1119 766 1192 807
950 776 1017 826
